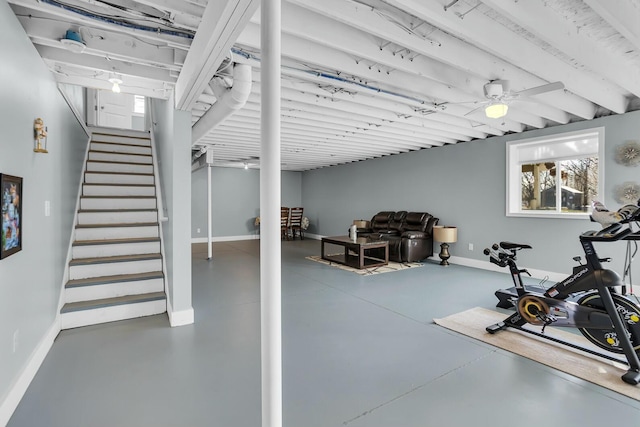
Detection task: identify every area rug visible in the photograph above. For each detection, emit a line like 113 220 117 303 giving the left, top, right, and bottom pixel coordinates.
434 307 640 400
305 255 423 276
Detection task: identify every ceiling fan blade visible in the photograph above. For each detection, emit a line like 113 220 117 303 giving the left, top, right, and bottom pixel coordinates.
514 81 565 98
464 104 486 117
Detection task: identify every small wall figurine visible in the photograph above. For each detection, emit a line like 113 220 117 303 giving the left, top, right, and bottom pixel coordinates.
34 117 48 153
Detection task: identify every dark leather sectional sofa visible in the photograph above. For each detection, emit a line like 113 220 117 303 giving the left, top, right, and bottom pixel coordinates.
359 211 439 263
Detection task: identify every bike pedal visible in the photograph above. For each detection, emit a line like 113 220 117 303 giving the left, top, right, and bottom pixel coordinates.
486 322 506 334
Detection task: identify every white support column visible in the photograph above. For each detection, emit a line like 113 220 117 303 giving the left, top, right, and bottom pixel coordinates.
207 163 213 260
260 0 282 426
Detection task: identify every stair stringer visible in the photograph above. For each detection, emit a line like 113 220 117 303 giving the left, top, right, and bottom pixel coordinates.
56 130 93 327
148 126 194 327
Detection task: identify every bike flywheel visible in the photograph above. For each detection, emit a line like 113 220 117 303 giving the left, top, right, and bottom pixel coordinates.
517 294 550 326
577 292 640 354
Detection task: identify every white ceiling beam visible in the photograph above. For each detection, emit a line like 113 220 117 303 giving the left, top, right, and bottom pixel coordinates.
483 0 640 99
229 105 452 146
273 85 495 141
174 0 259 110
211 118 428 152
583 0 640 52
202 132 398 160
274 66 492 138
238 21 526 133
213 115 435 150
384 0 628 114
132 0 204 29
245 88 455 144
274 1 568 125
289 0 591 120
231 50 500 139
16 14 183 71
205 129 416 159
8 0 192 49
251 78 467 142
52 68 170 98
206 119 430 151
35 45 177 83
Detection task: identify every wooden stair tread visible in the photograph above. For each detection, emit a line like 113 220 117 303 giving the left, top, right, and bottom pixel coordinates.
83 183 155 187
92 132 150 141
66 271 164 288
76 222 158 229
73 237 160 246
60 292 165 313
87 159 153 166
81 195 155 199
85 170 154 176
78 208 157 213
91 138 151 145
89 149 151 157
69 253 161 266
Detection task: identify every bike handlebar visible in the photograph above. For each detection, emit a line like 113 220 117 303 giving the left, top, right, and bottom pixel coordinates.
580 222 633 242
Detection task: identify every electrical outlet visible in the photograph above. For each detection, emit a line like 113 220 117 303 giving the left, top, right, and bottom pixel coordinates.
13 330 19 353
468 243 474 251
44 200 50 217
197 228 201 233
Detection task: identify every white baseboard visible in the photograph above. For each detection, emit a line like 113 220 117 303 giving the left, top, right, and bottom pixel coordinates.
167 299 194 327
0 317 61 426
191 234 563 282
191 235 259 244
449 255 566 283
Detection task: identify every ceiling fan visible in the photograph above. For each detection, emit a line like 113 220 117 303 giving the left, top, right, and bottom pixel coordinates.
440 80 565 119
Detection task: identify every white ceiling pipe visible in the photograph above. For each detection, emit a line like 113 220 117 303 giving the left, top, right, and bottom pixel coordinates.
191 63 252 144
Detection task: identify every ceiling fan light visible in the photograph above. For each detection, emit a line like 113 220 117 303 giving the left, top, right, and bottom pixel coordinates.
485 102 508 119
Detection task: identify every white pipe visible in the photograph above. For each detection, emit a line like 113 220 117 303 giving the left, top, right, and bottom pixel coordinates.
207 164 212 260
260 0 282 426
191 63 253 144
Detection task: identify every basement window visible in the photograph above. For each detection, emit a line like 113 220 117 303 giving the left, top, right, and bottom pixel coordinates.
133 95 145 115
506 127 604 218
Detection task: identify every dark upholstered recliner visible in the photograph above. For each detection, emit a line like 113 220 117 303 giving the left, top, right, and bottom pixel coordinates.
363 211 439 263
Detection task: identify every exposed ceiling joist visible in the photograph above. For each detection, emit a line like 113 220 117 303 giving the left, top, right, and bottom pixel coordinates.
174 0 258 110
8 0 640 170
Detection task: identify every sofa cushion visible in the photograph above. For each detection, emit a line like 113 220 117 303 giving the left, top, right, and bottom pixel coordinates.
389 211 407 232
370 211 394 232
403 212 430 232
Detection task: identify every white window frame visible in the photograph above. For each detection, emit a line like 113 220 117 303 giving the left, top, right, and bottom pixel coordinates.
506 127 605 219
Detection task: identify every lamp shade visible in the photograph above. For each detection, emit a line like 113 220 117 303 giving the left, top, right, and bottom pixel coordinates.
485 102 508 119
433 226 457 243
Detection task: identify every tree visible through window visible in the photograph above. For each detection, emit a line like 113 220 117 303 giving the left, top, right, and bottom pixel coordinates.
507 127 604 218
520 158 598 212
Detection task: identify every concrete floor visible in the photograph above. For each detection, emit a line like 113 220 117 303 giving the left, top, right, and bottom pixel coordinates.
8 239 640 426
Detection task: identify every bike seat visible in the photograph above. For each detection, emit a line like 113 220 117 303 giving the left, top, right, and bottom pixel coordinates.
500 241 532 250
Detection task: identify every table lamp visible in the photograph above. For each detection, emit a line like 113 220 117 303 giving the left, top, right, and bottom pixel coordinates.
433 226 457 266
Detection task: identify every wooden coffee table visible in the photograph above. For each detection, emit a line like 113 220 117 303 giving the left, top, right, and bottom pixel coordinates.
321 236 389 270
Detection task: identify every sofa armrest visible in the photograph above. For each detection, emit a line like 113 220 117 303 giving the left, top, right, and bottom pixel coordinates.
377 230 400 236
402 231 429 239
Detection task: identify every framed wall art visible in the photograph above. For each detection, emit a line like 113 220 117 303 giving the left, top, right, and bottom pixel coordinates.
1 173 23 259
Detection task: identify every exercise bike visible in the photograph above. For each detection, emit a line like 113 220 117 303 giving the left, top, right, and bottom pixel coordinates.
484 207 640 385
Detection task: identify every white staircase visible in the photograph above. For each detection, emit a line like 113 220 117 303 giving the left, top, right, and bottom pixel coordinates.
61 128 166 329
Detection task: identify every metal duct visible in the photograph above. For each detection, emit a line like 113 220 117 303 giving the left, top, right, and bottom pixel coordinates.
191 63 252 144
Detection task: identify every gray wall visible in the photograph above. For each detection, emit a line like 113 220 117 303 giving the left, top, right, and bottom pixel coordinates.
191 167 302 238
0 0 88 406
150 96 192 313
302 111 640 277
